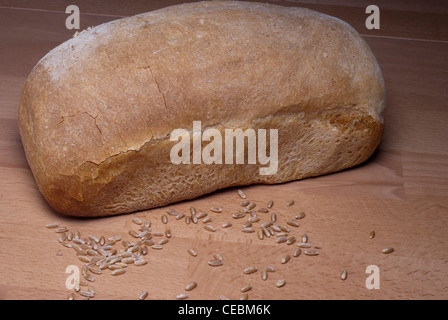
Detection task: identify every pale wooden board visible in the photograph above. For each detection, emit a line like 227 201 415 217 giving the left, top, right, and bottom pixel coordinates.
0 1 447 300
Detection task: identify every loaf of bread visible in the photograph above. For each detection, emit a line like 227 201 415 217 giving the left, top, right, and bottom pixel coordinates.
18 0 385 217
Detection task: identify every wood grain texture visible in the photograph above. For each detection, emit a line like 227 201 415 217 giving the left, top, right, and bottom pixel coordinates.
0 1 447 300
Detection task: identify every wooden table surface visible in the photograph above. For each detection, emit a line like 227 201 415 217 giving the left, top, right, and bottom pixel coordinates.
1 0 447 300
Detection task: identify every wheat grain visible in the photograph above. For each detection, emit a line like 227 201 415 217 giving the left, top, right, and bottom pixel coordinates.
58 233 66 243
213 253 223 261
208 259 223 267
382 247 394 254
286 220 299 227
238 207 249 213
166 208 177 215
204 225 217 232
159 238 169 245
276 279 286 287
243 267 258 274
265 266 275 272
165 229 172 238
187 248 197 257
295 212 306 219
248 216 260 223
108 264 122 271
293 248 301 257
237 189 247 199
79 279 89 287
134 259 148 266
196 212 208 219
46 223 59 229
55 227 68 233
241 285 252 293
232 212 246 219
79 290 95 298
78 255 92 263
88 266 103 275
301 234 308 243
142 239 155 246
176 213 185 220
261 269 268 281
240 200 250 207
122 257 135 264
242 227 255 233
276 236 287 244
222 222 232 228
111 268 126 276
128 230 139 238
139 291 148 300
246 202 256 210
185 281 197 291
304 249 319 256
261 226 271 238
132 217 142 225
281 254 291 264
261 221 272 228
202 217 213 223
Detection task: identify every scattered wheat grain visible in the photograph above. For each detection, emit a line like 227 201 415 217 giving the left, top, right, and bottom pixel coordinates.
111 268 126 276
295 212 306 219
185 281 197 291
243 267 258 274
187 248 197 257
241 285 252 293
46 223 59 229
237 189 247 199
204 225 216 232
210 207 222 213
281 254 291 264
276 279 286 287
304 249 319 256
139 291 148 300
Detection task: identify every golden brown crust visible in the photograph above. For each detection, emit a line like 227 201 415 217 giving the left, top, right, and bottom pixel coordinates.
18 1 385 217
